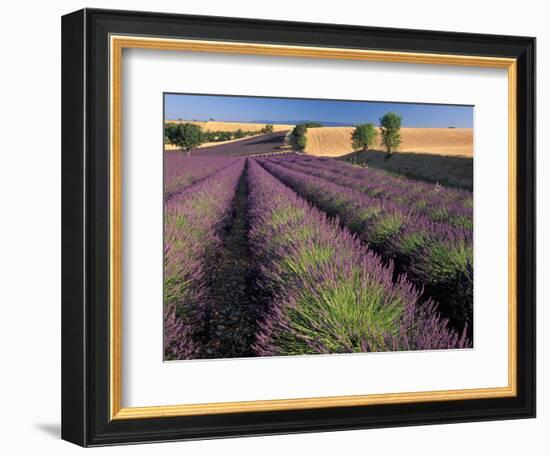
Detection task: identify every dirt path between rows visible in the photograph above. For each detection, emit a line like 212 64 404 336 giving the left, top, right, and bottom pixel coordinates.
201 161 261 358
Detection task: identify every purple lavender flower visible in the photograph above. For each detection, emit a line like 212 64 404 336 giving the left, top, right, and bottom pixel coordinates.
164 159 245 360
257 156 473 334
164 153 239 200
247 159 469 356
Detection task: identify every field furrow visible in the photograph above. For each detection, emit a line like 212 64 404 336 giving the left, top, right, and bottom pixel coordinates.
164 153 239 200
269 155 473 229
247 159 468 355
163 159 245 360
258 157 473 336
199 160 261 358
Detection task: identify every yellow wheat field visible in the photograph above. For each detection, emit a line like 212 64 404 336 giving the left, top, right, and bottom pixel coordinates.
305 127 473 157
166 120 294 132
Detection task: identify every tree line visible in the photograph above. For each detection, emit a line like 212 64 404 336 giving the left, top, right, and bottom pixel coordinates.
165 123 275 155
165 113 402 157
351 112 402 156
290 113 402 157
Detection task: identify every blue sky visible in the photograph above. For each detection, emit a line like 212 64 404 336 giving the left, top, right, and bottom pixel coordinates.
164 93 473 128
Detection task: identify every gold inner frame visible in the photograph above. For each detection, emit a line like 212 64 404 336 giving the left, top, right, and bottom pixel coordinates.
109 35 518 420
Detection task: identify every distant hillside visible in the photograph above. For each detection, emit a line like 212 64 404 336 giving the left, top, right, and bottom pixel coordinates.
305 127 473 157
252 120 354 127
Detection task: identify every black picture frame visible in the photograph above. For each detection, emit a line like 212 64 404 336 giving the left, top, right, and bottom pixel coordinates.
62 8 536 447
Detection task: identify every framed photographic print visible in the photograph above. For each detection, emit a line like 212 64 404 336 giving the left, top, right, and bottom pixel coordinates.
61 8 536 447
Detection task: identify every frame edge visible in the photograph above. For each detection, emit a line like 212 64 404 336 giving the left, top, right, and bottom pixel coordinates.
62 8 536 446
61 8 88 448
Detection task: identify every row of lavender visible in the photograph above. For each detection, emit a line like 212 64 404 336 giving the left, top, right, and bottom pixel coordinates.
164 153 239 200
258 157 473 335
163 155 471 360
164 159 245 360
247 159 468 354
269 155 473 229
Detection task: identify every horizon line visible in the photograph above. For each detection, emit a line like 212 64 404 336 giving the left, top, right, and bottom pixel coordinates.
164 118 473 128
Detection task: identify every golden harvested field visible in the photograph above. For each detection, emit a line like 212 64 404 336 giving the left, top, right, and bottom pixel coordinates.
166 120 294 132
305 127 473 157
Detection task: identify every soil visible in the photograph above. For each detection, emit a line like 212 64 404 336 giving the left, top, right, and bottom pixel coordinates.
201 161 261 358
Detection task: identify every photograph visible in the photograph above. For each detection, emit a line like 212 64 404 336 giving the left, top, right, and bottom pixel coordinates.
163 93 474 361
58 5 536 447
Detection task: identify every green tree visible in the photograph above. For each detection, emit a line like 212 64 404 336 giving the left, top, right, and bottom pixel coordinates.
201 131 214 142
169 122 203 156
293 124 308 137
291 123 309 151
296 135 307 150
379 112 402 156
262 124 274 134
351 123 378 151
164 123 178 145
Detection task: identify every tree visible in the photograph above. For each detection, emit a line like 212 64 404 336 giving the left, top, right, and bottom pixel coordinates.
351 123 378 152
291 123 309 151
262 124 274 134
379 112 402 156
164 123 179 145
233 128 245 139
293 124 308 137
168 122 203 156
201 131 214 142
218 131 232 141
296 135 307 150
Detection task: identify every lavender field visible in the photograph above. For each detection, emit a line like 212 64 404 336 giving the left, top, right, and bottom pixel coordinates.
163 152 473 361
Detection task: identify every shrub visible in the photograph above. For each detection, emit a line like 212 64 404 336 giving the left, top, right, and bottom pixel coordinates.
351 123 378 151
200 131 215 142
379 112 402 156
296 135 307 150
262 124 274 134
293 124 307 137
166 123 203 156
218 131 232 141
290 123 310 150
164 123 179 145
